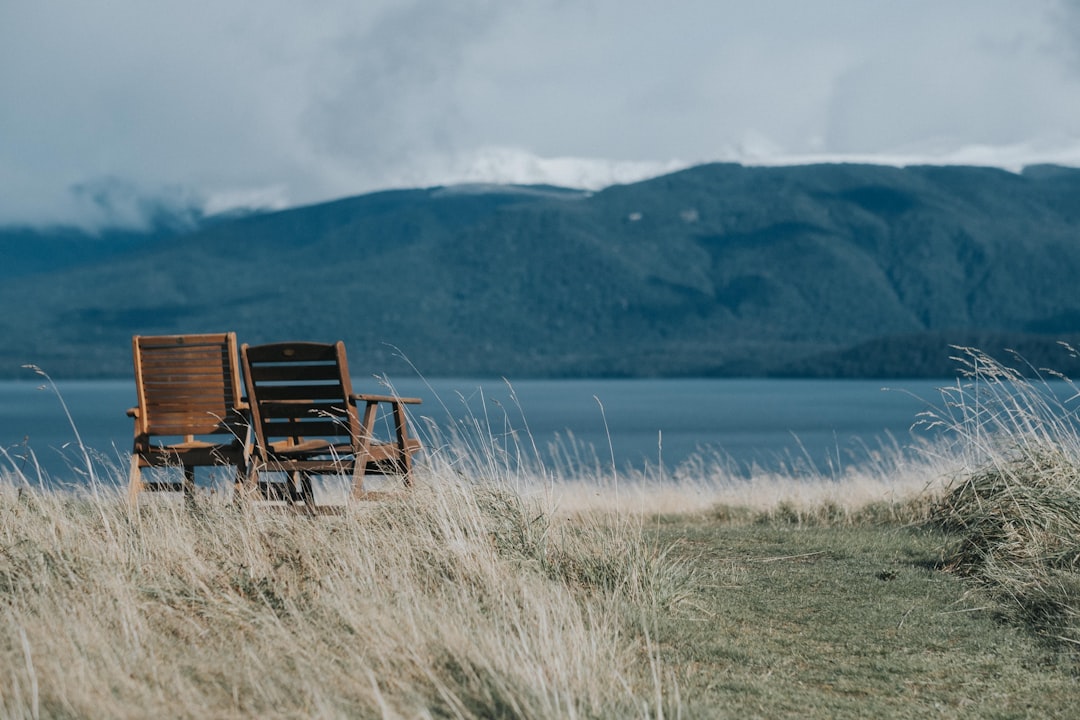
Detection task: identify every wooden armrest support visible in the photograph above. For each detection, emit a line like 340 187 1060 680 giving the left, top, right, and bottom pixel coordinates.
350 394 423 405
126 406 140 418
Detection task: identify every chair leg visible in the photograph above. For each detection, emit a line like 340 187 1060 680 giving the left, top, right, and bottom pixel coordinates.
245 466 264 500
127 456 144 506
262 480 289 501
285 471 302 503
392 403 414 487
183 466 196 507
232 461 249 504
351 455 367 500
299 472 315 513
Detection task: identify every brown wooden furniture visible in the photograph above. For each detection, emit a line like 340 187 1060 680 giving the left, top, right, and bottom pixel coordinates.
240 341 421 509
128 333 249 503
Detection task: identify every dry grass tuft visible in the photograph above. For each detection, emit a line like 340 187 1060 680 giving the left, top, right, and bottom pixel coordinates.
531 439 949 529
926 347 1080 644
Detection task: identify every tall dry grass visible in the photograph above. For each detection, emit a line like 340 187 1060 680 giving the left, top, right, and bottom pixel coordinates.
925 346 1080 645
0 434 698 719
417 383 949 525
7 360 1046 717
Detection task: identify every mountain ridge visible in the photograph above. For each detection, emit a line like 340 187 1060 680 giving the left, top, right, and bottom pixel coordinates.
4 162 1080 379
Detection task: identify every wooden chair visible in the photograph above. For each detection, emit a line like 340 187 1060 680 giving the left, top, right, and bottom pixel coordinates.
240 341 422 509
128 333 249 503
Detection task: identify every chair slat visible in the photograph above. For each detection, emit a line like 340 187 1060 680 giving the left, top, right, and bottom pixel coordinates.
140 346 227 359
144 408 231 421
258 400 350 420
143 382 230 394
147 423 234 436
141 369 231 379
146 418 232 430
137 333 230 346
247 384 344 401
144 396 231 410
142 403 237 416
246 364 342 382
140 356 230 370
261 418 353 440
144 391 235 402
142 395 231 405
244 343 339 363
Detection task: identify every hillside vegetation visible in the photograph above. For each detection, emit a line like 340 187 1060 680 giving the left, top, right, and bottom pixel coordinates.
4 163 1080 378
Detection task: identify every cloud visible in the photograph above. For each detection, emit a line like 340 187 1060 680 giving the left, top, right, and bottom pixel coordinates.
1 0 1078 229
300 1 504 163
821 2 1080 154
68 177 204 230
375 145 692 191
201 185 290 218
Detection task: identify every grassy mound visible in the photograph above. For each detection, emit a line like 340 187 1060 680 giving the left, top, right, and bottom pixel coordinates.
928 348 1080 646
933 449 1080 645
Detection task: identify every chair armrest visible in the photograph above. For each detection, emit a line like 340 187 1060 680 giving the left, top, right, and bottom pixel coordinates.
126 406 140 418
350 394 423 460
350 394 423 405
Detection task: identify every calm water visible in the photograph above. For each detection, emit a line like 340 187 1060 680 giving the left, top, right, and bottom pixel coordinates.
0 377 952 482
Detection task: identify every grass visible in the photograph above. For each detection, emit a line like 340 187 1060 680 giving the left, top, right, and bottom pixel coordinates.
925 347 1080 650
0 475 698 719
651 521 1080 718
4 348 1080 717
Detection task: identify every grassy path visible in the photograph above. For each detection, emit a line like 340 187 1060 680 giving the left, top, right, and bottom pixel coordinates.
651 519 1079 719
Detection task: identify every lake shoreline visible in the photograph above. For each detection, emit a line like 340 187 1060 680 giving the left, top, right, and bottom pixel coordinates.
0 377 954 479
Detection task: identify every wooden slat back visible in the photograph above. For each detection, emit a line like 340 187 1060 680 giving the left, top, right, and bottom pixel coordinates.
241 341 359 448
133 333 243 436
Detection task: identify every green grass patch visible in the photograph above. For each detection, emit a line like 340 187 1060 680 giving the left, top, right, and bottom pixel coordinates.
649 516 1080 719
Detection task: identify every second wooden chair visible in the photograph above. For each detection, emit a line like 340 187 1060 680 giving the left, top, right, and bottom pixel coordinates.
240 341 421 509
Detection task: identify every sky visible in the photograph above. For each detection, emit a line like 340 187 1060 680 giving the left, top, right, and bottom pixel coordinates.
2 0 1080 229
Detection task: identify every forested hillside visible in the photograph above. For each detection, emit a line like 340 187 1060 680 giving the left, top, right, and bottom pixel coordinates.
4 162 1080 379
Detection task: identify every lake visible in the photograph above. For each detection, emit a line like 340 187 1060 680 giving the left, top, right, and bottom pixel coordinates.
0 376 955 482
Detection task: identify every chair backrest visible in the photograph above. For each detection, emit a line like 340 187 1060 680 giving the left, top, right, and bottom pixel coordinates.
241 341 360 450
132 333 245 438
